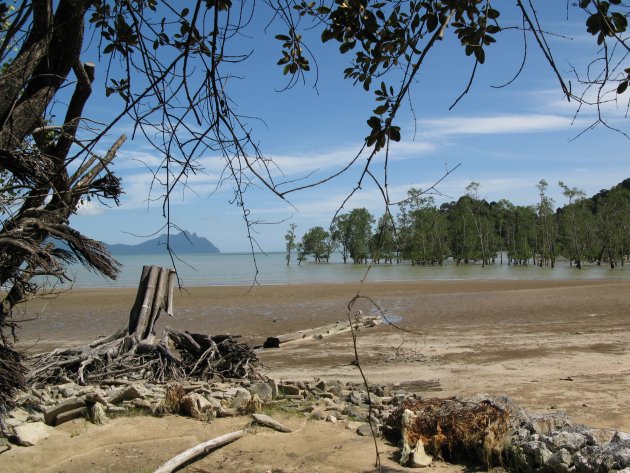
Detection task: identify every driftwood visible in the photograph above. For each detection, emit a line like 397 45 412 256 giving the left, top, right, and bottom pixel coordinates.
251 413 293 433
152 430 244 473
28 266 259 385
262 313 382 348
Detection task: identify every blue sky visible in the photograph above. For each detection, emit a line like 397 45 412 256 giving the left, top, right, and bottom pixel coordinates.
70 3 630 252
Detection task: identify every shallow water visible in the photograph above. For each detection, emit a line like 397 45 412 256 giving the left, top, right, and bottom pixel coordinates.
57 252 630 288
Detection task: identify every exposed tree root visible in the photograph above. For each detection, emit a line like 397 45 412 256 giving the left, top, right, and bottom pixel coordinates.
27 266 259 386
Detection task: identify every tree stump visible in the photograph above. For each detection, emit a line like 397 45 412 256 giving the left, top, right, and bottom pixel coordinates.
29 266 258 385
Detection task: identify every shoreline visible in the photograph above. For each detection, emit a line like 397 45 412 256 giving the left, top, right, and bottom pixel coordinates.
13 278 630 431
6 278 630 471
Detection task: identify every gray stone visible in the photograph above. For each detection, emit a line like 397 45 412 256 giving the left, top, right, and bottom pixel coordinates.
108 384 145 404
278 383 300 396
43 397 86 425
522 440 553 466
551 432 587 452
326 381 344 396
583 428 615 446
13 422 58 447
310 409 326 421
612 431 630 443
249 382 273 402
266 378 278 399
548 448 574 473
54 407 87 426
356 423 377 437
230 388 251 411
89 403 108 425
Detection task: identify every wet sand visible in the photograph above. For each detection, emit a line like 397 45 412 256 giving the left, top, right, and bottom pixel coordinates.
8 279 630 472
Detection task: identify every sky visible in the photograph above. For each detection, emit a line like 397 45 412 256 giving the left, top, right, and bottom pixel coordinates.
69 3 630 253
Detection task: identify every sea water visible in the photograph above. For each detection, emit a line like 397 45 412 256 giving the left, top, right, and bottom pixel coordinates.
59 252 630 288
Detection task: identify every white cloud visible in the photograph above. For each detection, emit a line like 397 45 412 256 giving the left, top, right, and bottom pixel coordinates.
76 199 106 216
419 114 574 136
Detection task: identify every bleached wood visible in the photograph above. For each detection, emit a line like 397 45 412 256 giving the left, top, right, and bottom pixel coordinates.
152 430 244 473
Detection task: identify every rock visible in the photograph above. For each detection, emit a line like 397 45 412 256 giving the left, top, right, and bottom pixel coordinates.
326 414 337 424
230 388 252 412
54 407 87 426
548 448 574 473
314 380 327 391
43 397 87 426
108 384 145 404
242 393 263 414
551 432 587 452
612 431 630 443
310 409 326 421
266 378 278 399
83 392 108 406
12 422 57 447
326 381 344 396
348 391 363 406
89 403 108 425
218 407 238 418
278 383 300 396
249 382 273 402
356 423 376 437
181 393 217 420
583 428 615 446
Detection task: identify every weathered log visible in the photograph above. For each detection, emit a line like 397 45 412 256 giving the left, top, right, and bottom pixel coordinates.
251 413 293 433
262 314 382 348
152 430 244 473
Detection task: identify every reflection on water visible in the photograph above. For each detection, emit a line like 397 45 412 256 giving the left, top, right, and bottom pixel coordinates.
56 252 630 288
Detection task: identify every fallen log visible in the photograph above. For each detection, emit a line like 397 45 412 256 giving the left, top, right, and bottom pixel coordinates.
152 430 244 473
262 313 382 348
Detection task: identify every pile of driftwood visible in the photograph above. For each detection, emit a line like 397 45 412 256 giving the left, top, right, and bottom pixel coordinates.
28 266 258 386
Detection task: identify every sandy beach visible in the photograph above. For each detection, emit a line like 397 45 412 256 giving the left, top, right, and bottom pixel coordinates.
7 279 630 472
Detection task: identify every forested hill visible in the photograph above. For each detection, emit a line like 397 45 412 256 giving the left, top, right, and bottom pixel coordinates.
107 231 220 255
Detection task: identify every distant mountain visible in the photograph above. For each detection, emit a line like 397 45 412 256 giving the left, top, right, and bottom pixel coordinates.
107 231 220 255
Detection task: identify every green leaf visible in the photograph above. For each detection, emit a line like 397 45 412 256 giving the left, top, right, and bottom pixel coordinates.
367 116 381 130
275 34 291 41
374 104 389 115
181 8 189 17
339 41 355 54
486 8 500 20
388 126 401 142
617 80 628 94
103 43 115 54
475 47 485 64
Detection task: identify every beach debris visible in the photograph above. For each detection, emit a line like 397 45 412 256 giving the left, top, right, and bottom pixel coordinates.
4 376 630 473
251 413 292 433
383 396 511 468
28 266 259 386
152 429 244 473
261 313 382 348
400 410 433 468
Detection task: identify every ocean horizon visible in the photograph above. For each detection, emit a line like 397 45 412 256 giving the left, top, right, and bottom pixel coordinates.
54 251 630 289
